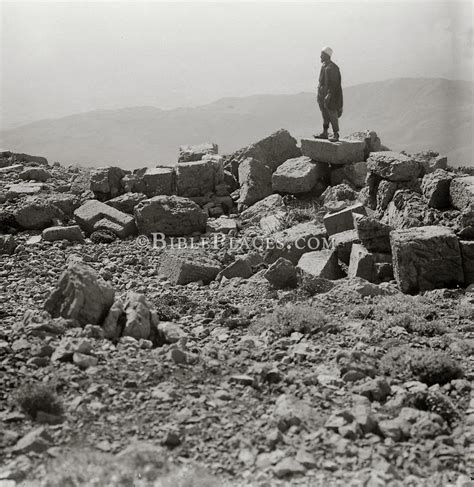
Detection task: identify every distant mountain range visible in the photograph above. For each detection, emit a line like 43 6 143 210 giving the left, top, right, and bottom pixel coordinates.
1 78 472 168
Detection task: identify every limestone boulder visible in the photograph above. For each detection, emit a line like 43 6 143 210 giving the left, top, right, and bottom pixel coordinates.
90 166 127 201
240 194 285 225
413 151 448 176
376 179 421 213
134 195 207 236
450 176 474 210
367 152 421 182
301 138 365 165
272 156 318 194
238 157 272 207
421 169 454 209
346 130 382 158
176 159 217 197
106 193 147 215
44 262 115 326
297 250 343 280
383 190 427 229
323 203 367 236
353 214 392 253
142 167 175 196
390 226 464 294
42 225 85 243
178 143 218 163
264 257 298 288
348 244 393 283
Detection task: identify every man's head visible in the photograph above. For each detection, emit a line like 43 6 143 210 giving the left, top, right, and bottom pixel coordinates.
320 46 333 63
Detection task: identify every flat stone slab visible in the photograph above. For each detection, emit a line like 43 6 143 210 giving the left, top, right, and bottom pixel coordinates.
297 250 343 280
42 225 85 242
6 183 46 197
301 138 365 165
323 203 367 236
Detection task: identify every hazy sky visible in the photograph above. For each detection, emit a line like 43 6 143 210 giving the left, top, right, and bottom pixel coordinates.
1 0 472 128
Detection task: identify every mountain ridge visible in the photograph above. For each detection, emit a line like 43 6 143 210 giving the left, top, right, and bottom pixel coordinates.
1 78 472 168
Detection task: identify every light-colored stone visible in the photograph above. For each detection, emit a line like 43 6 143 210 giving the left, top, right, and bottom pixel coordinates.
238 157 272 206
384 190 426 229
329 229 359 265
142 167 175 196
12 427 53 454
90 166 126 201
105 192 147 214
391 225 464 294
178 143 218 162
367 151 420 182
301 138 365 165
348 244 392 283
323 203 367 236
158 248 221 285
421 169 454 209
297 249 343 280
44 262 115 326
272 156 318 194
134 195 207 236
74 199 137 238
0 163 24 173
450 176 474 210
206 216 238 234
42 225 85 243
413 151 448 175
240 194 285 224
7 182 46 198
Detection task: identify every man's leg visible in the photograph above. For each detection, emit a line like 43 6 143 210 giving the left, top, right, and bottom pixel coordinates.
327 109 340 141
313 104 330 139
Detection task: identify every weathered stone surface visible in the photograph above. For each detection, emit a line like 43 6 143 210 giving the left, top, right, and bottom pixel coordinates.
7 183 47 198
19 167 51 182
450 176 474 210
42 225 85 243
238 157 272 206
158 249 221 285
142 167 175 196
206 216 238 234
176 159 217 197
329 229 359 265
90 166 126 201
346 130 382 158
322 183 358 207
0 235 17 255
323 203 367 236
421 169 454 209
384 190 426 229
178 143 218 163
301 138 365 165
272 156 318 194
14 197 64 230
260 211 286 234
44 262 115 326
348 244 393 283
102 292 155 340
134 195 207 236
376 178 421 213
0 151 48 166
74 199 137 238
224 129 301 177
240 194 285 224
330 161 367 188
391 225 464 294
460 240 474 285
353 214 392 253
297 250 343 280
218 259 253 280
367 151 420 181
264 222 328 265
264 257 298 288
413 150 448 175
105 193 147 214
0 163 24 173
12 427 53 454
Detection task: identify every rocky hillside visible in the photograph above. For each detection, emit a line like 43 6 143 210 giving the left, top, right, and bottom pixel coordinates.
1 78 472 169
0 130 473 486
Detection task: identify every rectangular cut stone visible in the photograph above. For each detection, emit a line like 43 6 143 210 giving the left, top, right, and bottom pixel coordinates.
297 250 343 280
176 159 215 197
329 229 360 265
74 199 137 237
42 225 84 242
391 226 464 294
264 222 328 265
158 249 221 284
324 203 367 236
301 138 365 165
348 243 392 283
6 183 46 197
460 240 474 285
143 167 175 197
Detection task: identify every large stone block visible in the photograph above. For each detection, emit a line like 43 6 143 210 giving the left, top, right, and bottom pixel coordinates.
323 203 367 236
158 249 221 284
376 179 421 213
367 152 421 182
272 156 318 194
74 199 137 238
450 176 474 210
301 138 365 165
106 193 147 214
142 167 175 196
238 157 272 206
134 195 207 236
390 226 464 294
178 143 218 163
44 262 115 326
297 250 343 280
90 166 126 201
264 222 328 265
421 169 454 209
240 194 285 224
384 190 426 230
348 244 392 283
176 159 215 197
460 240 474 285
353 214 391 253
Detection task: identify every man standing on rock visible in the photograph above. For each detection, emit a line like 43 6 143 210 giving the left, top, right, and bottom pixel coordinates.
314 46 343 142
